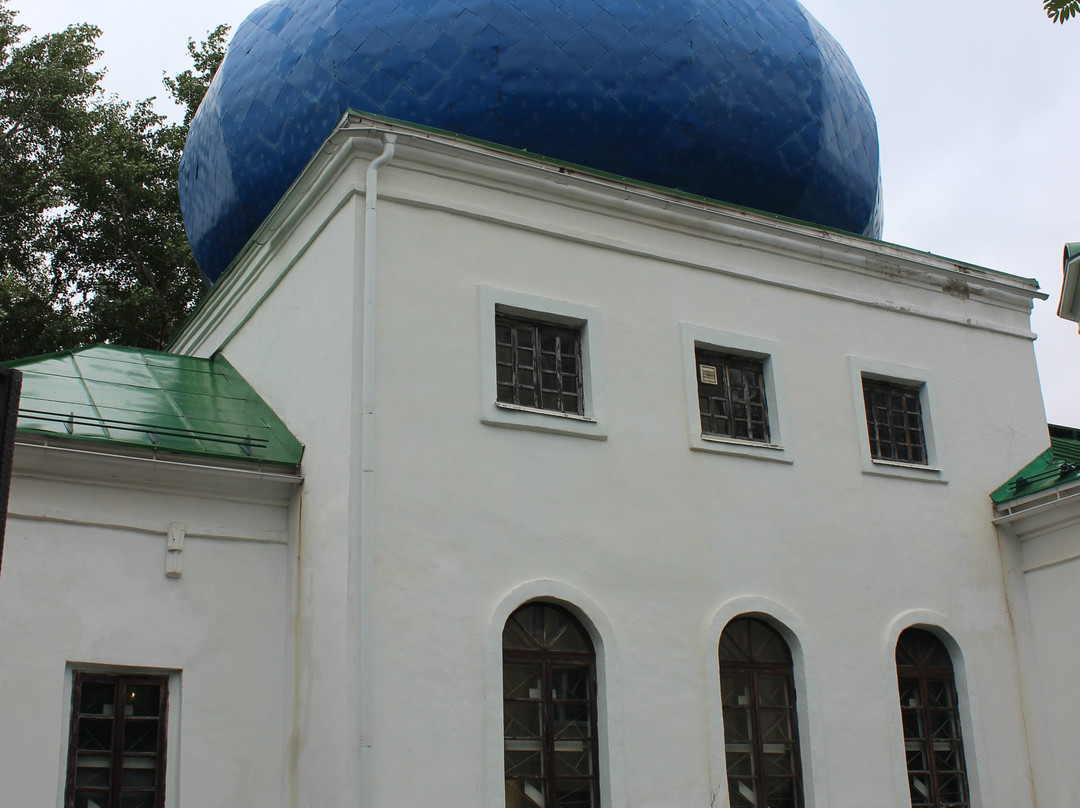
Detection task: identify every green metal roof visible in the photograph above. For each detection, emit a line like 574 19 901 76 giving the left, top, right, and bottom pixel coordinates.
4 345 302 467
991 424 1080 504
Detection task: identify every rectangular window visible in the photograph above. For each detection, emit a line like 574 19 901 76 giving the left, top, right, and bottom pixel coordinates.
496 315 583 416
696 349 770 442
65 672 168 808
862 378 926 464
680 324 790 462
848 357 943 482
479 287 606 440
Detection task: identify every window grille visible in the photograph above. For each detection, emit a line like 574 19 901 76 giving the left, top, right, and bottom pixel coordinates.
896 629 970 808
65 672 168 808
503 602 599 808
696 349 770 442
496 316 583 416
862 378 926 463
719 617 803 808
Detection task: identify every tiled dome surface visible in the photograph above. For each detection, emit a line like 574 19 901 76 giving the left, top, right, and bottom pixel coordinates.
180 0 883 282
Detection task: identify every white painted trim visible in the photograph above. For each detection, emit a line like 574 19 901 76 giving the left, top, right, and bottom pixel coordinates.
478 286 607 440
680 324 793 463
384 185 1039 334
847 358 947 484
487 580 625 808
171 121 1044 356
6 511 288 546
352 120 1042 311
993 478 1080 522
704 596 826 808
12 439 302 505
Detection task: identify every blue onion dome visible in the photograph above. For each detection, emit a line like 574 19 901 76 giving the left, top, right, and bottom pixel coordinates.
180 0 883 283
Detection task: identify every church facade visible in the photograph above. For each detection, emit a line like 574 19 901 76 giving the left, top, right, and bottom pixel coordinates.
0 0 1073 806
1 114 1059 807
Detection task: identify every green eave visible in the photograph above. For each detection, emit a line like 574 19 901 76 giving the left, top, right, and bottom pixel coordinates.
1058 242 1080 322
992 424 1080 504
4 345 303 467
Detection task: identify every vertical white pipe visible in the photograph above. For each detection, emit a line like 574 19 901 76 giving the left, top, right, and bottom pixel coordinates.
351 132 395 808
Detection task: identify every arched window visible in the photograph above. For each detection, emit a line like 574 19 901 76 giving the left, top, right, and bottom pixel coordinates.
718 616 804 808
503 602 600 808
895 628 970 808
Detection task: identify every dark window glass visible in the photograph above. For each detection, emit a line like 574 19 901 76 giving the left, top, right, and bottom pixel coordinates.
66 672 168 808
496 315 583 415
719 617 803 808
504 602 599 808
896 628 970 808
863 378 926 464
696 349 770 442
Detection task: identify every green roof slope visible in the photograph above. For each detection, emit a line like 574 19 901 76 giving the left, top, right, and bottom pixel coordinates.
5 345 302 467
992 424 1080 504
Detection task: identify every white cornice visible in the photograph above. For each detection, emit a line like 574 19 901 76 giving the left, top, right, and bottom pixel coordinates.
994 481 1080 572
171 116 1045 356
993 479 1080 534
12 438 303 506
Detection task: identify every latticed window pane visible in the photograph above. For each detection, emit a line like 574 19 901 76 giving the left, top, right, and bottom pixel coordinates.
696 349 770 442
863 378 926 463
496 316 583 415
66 673 168 808
895 629 970 808
719 617 803 808
504 603 599 808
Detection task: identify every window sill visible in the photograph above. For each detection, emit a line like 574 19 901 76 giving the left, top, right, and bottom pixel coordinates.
691 433 793 464
482 401 607 440
863 459 948 484
495 402 598 423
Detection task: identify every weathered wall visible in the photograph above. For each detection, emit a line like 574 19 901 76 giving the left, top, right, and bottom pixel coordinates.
203 132 1049 808
997 497 1080 808
0 460 293 808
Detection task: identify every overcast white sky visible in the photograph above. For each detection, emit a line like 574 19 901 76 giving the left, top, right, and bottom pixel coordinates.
12 0 1080 425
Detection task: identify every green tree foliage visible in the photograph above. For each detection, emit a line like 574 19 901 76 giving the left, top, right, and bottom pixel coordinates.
0 2 229 361
164 24 230 127
1045 0 1080 23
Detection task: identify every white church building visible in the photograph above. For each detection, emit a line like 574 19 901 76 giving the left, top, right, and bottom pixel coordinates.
0 2 1074 807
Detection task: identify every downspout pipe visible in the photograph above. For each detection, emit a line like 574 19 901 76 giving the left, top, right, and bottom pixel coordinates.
352 132 396 807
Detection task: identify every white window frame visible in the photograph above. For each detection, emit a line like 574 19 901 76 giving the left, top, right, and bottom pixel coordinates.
479 286 606 440
848 357 946 483
680 323 792 463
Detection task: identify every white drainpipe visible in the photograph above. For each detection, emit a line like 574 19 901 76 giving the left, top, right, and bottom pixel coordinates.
350 131 396 808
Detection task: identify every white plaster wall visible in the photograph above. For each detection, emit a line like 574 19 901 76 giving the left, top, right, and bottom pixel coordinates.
1018 552 1080 805
218 185 364 806
356 162 1046 808
0 470 292 808
190 138 1050 808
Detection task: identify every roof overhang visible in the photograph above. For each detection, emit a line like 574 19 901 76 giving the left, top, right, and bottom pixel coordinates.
12 435 303 505
1057 242 1080 323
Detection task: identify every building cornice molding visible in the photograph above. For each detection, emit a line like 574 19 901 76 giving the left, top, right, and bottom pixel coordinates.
380 128 1042 309
993 481 1080 572
172 118 1044 355
12 437 302 506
